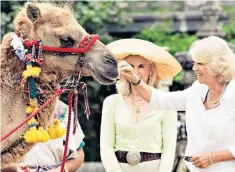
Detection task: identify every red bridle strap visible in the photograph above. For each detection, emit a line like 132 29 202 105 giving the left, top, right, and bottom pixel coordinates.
23 34 99 54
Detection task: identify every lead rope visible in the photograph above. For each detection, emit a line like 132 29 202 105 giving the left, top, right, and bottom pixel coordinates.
0 89 65 142
60 92 73 172
73 92 79 134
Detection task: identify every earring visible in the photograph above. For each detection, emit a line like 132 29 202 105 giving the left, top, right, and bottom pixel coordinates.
147 73 152 84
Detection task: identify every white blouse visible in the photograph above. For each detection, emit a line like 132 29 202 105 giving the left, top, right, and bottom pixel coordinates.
150 79 235 172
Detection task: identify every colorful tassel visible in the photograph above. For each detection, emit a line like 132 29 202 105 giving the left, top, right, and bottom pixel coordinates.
48 119 65 139
24 118 42 143
11 36 49 144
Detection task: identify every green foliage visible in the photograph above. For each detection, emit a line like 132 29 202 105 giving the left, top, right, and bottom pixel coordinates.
134 23 198 55
174 70 185 83
125 1 184 14
223 5 235 14
221 21 235 45
73 1 128 44
1 1 24 39
221 5 235 45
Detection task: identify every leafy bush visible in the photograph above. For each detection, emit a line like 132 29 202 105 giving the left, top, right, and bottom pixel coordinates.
74 1 129 44
222 21 235 44
1 1 24 39
134 23 198 55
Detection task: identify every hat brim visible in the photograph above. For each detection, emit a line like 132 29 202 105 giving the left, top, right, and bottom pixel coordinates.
107 39 182 80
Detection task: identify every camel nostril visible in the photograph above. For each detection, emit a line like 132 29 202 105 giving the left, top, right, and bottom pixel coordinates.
104 55 118 66
105 59 115 65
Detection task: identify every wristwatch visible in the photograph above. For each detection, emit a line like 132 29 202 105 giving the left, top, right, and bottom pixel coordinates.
131 76 141 86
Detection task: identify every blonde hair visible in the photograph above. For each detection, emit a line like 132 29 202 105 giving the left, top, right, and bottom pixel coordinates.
189 36 235 84
116 58 159 96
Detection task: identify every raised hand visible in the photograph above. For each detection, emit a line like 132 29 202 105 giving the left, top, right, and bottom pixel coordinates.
118 60 139 84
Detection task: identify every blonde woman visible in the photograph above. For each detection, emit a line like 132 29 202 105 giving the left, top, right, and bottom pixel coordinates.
119 36 235 172
100 39 182 172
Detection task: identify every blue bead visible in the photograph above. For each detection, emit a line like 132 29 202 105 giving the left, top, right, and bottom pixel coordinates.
28 77 37 98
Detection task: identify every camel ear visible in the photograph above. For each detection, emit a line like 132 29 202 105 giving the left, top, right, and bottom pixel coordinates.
26 3 41 23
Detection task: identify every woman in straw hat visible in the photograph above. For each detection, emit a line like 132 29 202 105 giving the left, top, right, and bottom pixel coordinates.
100 38 182 172
118 36 235 172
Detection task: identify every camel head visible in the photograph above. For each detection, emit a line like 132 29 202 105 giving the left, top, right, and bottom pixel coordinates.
14 2 118 83
0 2 118 167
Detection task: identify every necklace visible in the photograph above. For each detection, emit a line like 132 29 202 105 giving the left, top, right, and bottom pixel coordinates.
131 95 145 122
207 84 227 109
131 95 143 102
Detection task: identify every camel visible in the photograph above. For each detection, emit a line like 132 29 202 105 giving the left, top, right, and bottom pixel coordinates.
0 2 118 168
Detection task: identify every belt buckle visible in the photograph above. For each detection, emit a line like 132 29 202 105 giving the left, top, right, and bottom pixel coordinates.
126 151 141 166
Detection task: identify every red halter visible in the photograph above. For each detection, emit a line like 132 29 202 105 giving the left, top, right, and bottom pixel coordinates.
22 34 100 54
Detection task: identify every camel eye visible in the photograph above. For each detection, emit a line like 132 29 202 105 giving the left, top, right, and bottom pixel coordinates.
60 36 74 47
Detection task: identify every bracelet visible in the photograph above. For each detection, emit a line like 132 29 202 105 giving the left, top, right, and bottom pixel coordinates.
131 78 141 86
209 152 214 165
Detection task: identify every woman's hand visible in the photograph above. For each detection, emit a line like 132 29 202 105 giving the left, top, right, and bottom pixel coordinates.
192 152 212 168
118 60 139 83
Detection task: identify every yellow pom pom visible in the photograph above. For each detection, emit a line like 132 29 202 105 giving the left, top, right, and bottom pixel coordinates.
24 118 43 143
30 99 37 108
38 127 50 142
53 119 65 138
26 106 33 114
23 67 41 79
28 117 38 125
24 127 37 143
48 119 66 139
35 129 42 142
48 124 56 139
31 67 41 78
24 127 42 143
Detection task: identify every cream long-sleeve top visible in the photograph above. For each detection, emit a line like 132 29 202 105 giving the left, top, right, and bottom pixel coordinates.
100 94 177 172
150 79 235 172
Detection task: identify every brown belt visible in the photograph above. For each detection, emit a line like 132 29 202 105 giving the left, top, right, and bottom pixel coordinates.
115 150 161 165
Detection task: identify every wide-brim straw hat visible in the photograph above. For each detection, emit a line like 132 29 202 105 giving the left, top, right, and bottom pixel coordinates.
106 38 182 80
